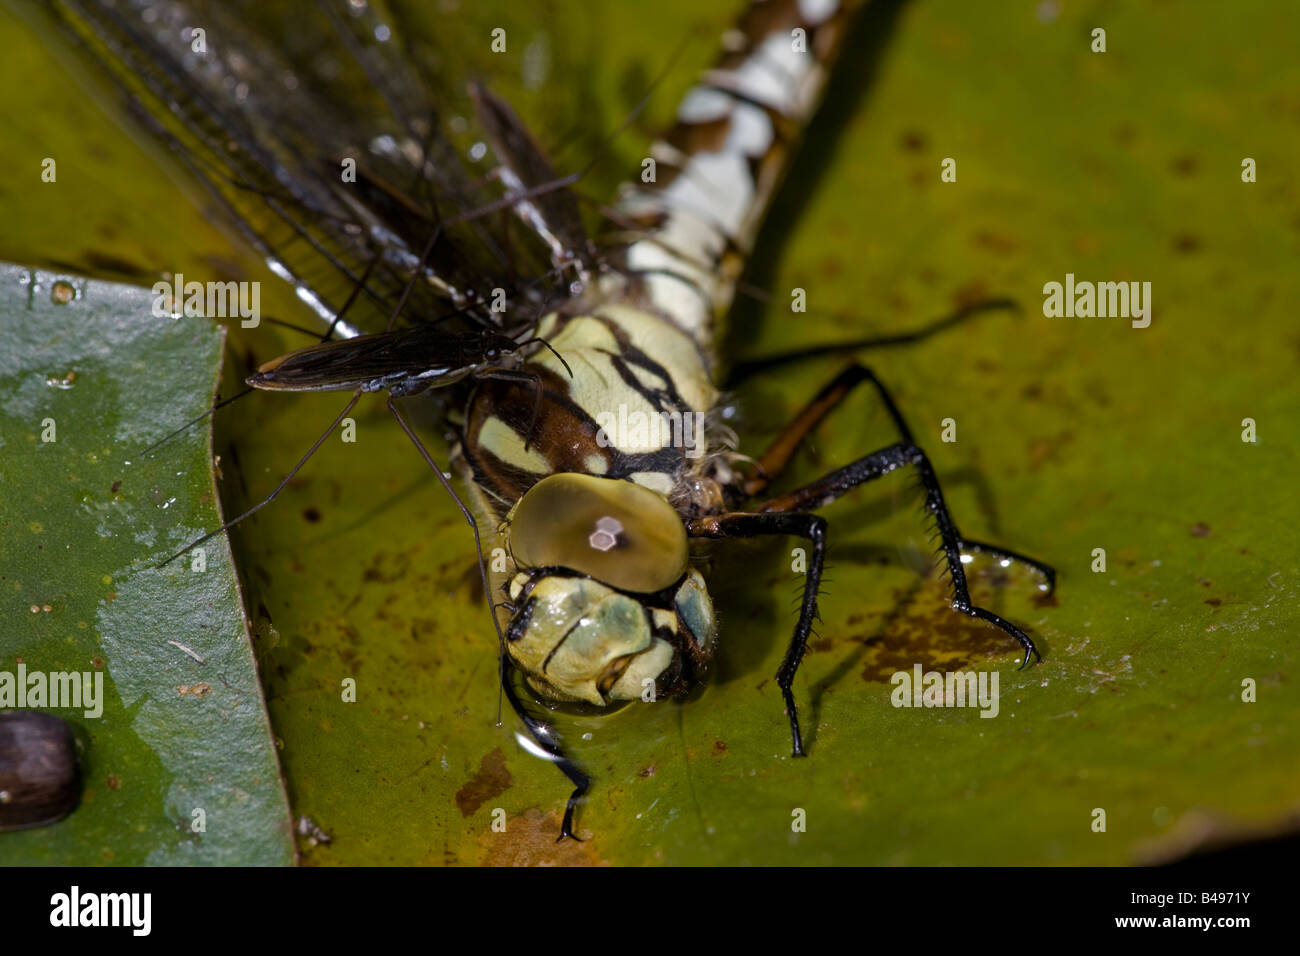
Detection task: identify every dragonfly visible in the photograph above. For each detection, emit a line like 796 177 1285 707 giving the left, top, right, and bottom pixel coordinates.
45 0 1056 842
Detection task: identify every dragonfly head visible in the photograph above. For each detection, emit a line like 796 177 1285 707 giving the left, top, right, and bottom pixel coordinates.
502 474 716 705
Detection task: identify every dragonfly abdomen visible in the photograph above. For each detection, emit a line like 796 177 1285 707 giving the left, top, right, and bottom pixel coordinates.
609 0 848 348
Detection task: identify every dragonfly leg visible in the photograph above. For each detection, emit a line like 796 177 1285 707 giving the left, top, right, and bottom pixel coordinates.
385 398 507 667
686 512 828 758
742 363 887 498
757 440 1049 669
158 389 362 567
725 298 1020 387
752 362 1055 593
499 658 590 843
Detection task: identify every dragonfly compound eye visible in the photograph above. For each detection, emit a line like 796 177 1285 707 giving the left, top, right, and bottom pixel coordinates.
507 473 688 594
507 575 675 706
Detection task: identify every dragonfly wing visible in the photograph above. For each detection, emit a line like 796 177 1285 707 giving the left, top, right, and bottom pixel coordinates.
469 82 594 273
44 0 562 337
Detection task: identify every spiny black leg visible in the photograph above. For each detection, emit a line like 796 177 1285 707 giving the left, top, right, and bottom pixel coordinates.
725 299 1020 387
752 363 1053 658
499 657 590 842
745 363 910 498
757 442 1044 668
907 452 1042 668
687 512 828 757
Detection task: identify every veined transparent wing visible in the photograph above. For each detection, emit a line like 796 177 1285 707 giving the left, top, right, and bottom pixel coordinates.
43 0 577 340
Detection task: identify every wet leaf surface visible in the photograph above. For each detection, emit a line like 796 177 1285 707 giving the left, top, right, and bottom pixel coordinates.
0 266 293 864
0 0 1296 865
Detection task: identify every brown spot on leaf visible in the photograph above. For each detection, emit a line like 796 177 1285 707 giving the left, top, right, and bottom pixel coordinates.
303 507 322 524
972 230 1018 256
1190 522 1211 538
477 809 608 866
1204 598 1222 608
1170 154 1198 176
1033 591 1060 609
1026 431 1074 471
455 748 513 817
857 587 1027 683
1072 233 1099 255
952 278 991 309
899 129 927 152
362 550 410 584
1173 233 1202 254
712 740 728 755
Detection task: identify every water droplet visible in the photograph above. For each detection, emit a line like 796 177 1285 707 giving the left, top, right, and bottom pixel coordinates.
51 280 76 304
468 141 487 162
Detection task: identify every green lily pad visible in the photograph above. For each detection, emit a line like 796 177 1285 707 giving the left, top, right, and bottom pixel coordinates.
0 265 293 865
1 0 1297 866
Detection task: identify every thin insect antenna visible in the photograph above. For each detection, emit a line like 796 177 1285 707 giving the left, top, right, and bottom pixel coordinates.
137 386 254 460
523 336 573 378
156 390 361 568
257 315 337 339
384 397 508 725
